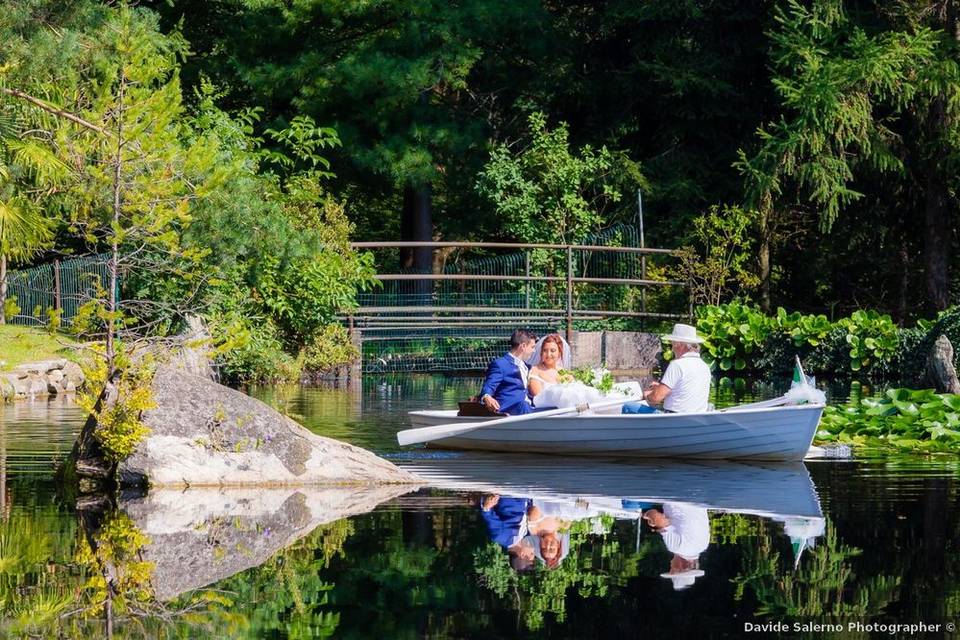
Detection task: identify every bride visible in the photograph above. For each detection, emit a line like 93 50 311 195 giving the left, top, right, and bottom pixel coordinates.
527 334 607 409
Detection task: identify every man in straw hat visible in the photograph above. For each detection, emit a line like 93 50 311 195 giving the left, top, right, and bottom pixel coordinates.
643 503 710 591
622 322 711 414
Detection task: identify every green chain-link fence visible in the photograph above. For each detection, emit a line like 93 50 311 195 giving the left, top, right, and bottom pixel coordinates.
5 254 112 326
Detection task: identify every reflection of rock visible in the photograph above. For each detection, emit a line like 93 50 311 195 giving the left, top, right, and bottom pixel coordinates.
122 485 416 600
117 365 419 487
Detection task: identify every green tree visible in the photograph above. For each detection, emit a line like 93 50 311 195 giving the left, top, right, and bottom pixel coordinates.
476 112 640 245
736 0 960 311
0 103 66 323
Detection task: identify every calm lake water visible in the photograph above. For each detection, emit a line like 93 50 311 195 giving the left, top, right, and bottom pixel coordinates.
1 375 958 638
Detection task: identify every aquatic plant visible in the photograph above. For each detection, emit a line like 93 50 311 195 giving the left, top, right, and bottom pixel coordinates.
696 302 904 376
838 310 900 372
817 388 960 453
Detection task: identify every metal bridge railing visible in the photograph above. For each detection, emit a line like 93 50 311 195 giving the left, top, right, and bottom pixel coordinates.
349 240 690 341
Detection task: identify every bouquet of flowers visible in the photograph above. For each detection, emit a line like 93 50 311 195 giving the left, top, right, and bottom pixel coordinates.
557 366 615 394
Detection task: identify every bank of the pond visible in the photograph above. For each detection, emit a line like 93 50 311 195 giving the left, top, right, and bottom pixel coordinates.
0 325 80 371
0 326 86 401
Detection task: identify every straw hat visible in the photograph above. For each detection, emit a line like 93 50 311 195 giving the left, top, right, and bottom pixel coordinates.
662 323 704 345
660 568 705 591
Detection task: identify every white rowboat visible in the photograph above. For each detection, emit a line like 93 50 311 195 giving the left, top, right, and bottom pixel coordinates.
404 403 825 461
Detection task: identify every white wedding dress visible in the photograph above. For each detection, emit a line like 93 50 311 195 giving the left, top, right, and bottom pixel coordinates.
531 374 605 409
526 334 644 412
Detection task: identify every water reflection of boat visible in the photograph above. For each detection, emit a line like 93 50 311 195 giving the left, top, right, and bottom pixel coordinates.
395 452 824 520
405 404 824 461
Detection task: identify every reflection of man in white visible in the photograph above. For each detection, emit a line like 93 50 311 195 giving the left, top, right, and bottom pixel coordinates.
623 323 711 414
644 503 710 590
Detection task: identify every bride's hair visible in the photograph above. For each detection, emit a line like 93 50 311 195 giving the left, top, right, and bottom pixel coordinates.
540 334 564 362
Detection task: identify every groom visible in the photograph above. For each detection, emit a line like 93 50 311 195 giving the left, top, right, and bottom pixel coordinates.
480 329 538 415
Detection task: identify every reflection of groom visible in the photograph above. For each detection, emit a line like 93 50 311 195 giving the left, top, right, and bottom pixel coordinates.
480 329 538 415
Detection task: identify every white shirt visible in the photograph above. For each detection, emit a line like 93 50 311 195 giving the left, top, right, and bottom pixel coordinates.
509 353 530 389
660 351 711 413
659 503 710 560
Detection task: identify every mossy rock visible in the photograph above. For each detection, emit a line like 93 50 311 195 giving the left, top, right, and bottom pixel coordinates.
898 307 960 386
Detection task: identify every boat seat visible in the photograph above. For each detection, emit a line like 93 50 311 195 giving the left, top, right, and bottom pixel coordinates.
458 399 506 418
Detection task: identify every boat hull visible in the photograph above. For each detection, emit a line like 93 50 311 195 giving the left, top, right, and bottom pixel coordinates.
406 404 824 461
395 453 824 519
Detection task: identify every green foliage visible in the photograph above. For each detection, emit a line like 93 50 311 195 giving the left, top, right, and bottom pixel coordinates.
698 302 901 375
74 511 154 616
818 387 960 453
775 308 833 347
737 0 948 231
2 294 18 322
77 356 155 463
302 324 359 376
476 111 641 245
734 519 900 618
675 205 760 306
696 301 773 371
837 310 900 372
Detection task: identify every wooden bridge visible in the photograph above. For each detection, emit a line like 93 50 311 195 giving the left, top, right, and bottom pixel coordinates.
347 232 691 373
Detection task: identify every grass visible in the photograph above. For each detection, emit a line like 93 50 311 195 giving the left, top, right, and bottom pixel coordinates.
0 325 80 371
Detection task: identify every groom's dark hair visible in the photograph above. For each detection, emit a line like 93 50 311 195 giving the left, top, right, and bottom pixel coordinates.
510 329 538 349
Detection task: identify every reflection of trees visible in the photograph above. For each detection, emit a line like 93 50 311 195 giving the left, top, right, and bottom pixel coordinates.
473 516 656 631
710 513 763 545
0 501 78 636
733 519 900 619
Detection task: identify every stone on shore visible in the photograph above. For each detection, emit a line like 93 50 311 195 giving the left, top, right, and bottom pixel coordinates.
116 365 419 487
1 358 85 400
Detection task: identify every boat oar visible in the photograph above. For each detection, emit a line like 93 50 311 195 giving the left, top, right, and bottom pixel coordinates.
397 395 644 447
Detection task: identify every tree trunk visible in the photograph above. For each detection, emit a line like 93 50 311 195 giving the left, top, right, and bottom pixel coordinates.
0 253 6 325
400 182 433 304
758 213 771 313
107 73 125 377
925 97 952 311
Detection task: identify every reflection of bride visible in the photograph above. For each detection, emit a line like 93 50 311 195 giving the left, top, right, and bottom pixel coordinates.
527 334 606 408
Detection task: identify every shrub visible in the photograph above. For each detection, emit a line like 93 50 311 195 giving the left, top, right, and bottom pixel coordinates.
838 310 899 372
698 303 903 377
301 324 358 376
695 301 773 371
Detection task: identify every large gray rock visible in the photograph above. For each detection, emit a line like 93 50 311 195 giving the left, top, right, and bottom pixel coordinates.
101 485 416 601
926 334 960 394
62 361 84 387
117 365 419 487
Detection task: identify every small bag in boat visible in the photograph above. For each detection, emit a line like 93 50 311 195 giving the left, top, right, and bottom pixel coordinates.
458 397 506 417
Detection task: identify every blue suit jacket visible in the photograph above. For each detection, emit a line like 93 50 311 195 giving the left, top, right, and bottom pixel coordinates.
480 353 532 415
480 497 532 548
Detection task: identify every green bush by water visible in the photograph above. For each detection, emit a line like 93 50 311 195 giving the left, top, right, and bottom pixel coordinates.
695 302 902 377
